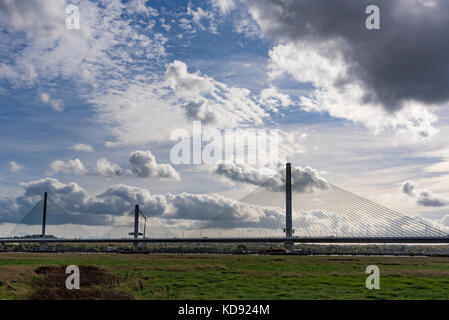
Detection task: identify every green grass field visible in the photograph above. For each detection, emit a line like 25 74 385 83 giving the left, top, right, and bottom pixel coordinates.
1 253 449 300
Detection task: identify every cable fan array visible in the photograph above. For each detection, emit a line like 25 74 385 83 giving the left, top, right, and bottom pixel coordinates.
5 168 447 239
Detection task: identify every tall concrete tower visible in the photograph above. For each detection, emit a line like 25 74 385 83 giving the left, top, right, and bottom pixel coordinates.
285 163 293 239
40 192 48 250
133 204 139 250
41 192 48 237
133 204 139 240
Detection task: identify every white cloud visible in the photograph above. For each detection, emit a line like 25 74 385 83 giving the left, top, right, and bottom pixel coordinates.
2 176 447 236
94 60 271 146
165 60 267 127
49 99 63 111
183 100 216 124
129 150 180 180
69 143 94 153
210 0 235 15
9 161 24 173
47 150 180 180
0 0 96 82
186 2 217 33
159 17 171 31
48 159 88 175
165 60 215 98
0 0 167 114
0 0 65 38
215 163 328 192
94 158 124 179
0 1 272 147
91 82 185 146
259 86 293 112
127 0 158 16
40 92 63 111
267 41 440 141
2 178 260 226
40 92 50 103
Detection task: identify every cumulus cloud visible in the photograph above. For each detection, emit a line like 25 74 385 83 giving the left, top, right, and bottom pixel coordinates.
402 181 449 207
46 150 180 181
3 177 444 236
48 159 88 175
417 191 449 207
164 192 237 220
22 178 86 203
7 178 159 221
0 178 272 227
215 163 328 192
94 158 124 179
165 60 211 94
129 150 181 180
9 161 24 173
402 181 416 197
244 0 449 139
248 0 449 109
69 143 94 153
183 100 216 124
267 41 439 140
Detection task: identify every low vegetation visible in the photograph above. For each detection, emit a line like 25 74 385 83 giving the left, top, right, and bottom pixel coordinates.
0 253 448 299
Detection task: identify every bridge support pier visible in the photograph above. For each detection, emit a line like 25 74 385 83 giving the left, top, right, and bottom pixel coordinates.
133 204 139 251
285 163 293 239
283 163 294 251
284 241 294 251
40 192 48 251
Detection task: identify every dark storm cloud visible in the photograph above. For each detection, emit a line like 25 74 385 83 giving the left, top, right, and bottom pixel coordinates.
248 0 449 111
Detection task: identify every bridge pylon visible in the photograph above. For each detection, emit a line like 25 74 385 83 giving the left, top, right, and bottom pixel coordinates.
285 163 293 239
284 163 294 250
133 204 139 250
40 192 48 251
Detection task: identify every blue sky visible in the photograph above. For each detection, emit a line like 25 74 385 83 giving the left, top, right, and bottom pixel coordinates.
1 0 449 236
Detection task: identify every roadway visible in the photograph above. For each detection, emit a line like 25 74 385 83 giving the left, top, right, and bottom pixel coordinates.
1 237 449 244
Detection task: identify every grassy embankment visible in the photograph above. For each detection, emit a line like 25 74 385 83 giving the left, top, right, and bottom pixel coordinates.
1 253 449 299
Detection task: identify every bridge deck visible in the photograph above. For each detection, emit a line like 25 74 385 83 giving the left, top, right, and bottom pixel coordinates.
1 237 449 244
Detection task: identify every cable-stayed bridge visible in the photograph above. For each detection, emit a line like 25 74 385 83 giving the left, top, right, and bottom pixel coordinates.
1 163 448 245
